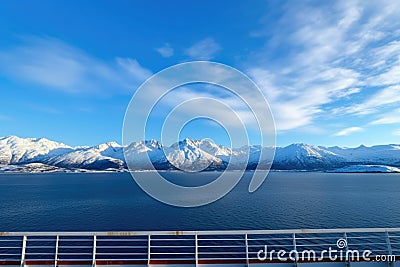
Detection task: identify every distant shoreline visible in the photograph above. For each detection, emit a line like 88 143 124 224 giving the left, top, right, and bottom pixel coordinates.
1 168 399 175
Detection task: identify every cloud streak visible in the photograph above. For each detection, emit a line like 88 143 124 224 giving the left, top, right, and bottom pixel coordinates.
245 0 400 133
156 43 174 58
371 108 400 125
333 127 363 136
184 38 221 60
0 36 152 95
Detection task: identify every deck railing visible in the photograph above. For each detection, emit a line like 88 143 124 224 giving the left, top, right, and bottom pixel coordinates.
1 228 400 266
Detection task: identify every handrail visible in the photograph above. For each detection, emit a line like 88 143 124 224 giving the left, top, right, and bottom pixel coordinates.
1 227 400 236
0 228 399 266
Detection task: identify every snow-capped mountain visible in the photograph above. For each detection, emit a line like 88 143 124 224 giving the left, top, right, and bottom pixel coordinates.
45 141 125 170
165 139 225 171
0 136 125 171
1 136 400 173
273 143 344 170
0 136 72 165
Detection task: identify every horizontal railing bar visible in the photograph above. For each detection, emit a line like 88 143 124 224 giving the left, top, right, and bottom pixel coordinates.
147 258 197 261
25 246 56 249
150 258 195 260
57 253 93 255
199 252 246 255
198 245 244 248
57 246 93 249
150 238 195 240
58 240 93 242
150 252 195 255
294 237 342 240
198 241 244 243
149 245 195 248
96 257 148 262
3 227 400 236
97 239 148 242
96 253 148 255
190 257 246 260
96 246 148 249
347 236 387 239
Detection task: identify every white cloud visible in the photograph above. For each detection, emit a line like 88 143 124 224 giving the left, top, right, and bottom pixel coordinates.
116 58 152 81
333 127 363 136
184 38 221 60
367 65 400 86
155 43 174 58
340 85 400 115
370 108 400 125
248 66 360 130
0 36 152 95
246 0 400 132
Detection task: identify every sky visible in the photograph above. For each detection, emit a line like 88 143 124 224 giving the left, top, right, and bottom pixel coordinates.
0 0 400 147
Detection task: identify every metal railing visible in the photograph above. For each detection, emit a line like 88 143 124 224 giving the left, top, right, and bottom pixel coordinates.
1 228 400 266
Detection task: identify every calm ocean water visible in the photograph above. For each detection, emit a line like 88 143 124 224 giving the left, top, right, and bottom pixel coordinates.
0 171 399 231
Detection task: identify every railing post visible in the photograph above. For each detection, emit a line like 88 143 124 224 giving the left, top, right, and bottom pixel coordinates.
147 235 151 266
293 233 298 267
92 235 96 267
245 234 249 267
344 232 350 267
385 232 394 267
54 235 59 267
20 236 27 267
195 234 198 267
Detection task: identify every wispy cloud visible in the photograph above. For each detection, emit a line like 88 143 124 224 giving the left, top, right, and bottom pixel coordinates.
370 108 400 125
338 85 400 115
246 0 400 132
184 38 221 60
249 67 359 130
155 43 174 58
333 127 363 136
0 36 152 95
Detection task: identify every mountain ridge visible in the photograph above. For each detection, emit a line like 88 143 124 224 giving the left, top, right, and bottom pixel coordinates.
1 136 400 173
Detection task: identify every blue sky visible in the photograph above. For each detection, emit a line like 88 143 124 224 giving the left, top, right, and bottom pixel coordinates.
0 0 400 147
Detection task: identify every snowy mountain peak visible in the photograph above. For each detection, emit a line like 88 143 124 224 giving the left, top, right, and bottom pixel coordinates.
95 142 122 151
165 139 223 172
280 143 336 158
144 139 163 148
105 141 121 147
1 136 400 172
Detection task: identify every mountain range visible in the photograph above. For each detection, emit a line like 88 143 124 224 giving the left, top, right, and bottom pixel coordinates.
1 136 400 173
